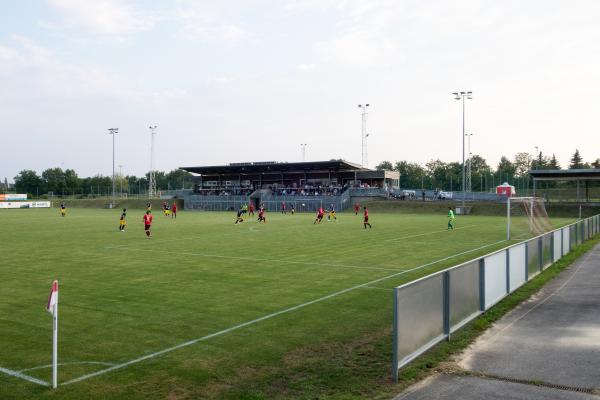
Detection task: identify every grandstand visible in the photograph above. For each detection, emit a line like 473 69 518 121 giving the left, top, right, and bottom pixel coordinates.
180 160 400 211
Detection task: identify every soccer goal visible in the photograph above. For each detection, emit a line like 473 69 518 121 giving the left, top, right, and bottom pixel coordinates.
507 197 553 240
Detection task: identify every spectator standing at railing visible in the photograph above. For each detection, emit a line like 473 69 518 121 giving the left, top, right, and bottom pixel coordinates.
422 190 426 201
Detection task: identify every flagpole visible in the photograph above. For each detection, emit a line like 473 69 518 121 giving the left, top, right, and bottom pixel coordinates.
52 291 58 388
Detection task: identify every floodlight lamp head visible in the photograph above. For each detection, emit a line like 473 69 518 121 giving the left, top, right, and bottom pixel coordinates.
366 103 370 107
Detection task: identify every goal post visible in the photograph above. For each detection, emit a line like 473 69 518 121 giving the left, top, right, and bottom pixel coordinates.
507 197 553 240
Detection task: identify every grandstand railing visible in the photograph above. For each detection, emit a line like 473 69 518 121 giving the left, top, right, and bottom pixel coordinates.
392 214 600 381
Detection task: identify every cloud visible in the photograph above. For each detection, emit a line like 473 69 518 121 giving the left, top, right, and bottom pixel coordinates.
174 1 253 45
47 0 155 35
0 36 142 101
298 63 316 70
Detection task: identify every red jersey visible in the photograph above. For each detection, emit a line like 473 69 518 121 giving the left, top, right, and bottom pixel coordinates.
354 204 360 211
363 209 369 218
249 204 255 211
172 204 177 212
258 209 265 217
317 207 324 216
143 214 153 225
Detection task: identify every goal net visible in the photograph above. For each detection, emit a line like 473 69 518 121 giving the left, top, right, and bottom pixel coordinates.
507 197 553 240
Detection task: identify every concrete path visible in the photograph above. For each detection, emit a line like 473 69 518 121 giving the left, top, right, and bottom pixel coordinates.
397 243 600 399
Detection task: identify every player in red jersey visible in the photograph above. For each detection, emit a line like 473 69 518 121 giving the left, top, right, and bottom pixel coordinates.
248 203 255 216
363 206 372 229
171 202 177 219
257 206 266 223
354 202 360 215
281 201 286 214
143 210 154 238
314 207 325 224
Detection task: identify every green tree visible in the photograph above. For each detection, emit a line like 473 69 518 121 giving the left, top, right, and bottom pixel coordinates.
569 149 584 169
496 156 516 183
42 168 67 194
425 159 449 189
513 152 532 177
375 161 393 171
394 161 426 189
64 169 81 193
592 159 600 169
14 170 44 196
165 169 194 190
549 154 561 170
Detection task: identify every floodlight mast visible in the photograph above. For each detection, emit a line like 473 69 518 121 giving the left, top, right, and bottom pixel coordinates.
108 128 118 206
452 91 472 210
149 125 157 198
300 143 307 162
358 104 370 168
465 133 473 193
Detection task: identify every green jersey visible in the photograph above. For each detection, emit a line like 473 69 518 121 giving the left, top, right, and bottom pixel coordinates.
448 210 455 219
242 204 248 211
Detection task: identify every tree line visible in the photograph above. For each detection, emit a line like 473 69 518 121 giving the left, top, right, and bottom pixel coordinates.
9 168 194 197
375 149 600 191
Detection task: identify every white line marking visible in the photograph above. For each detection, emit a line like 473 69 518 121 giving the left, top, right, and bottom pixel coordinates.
106 248 401 272
62 239 507 386
18 361 115 373
0 366 49 386
385 225 477 242
360 285 394 291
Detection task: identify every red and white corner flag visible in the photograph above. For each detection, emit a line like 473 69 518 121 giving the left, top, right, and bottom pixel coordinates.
46 280 59 388
46 280 58 315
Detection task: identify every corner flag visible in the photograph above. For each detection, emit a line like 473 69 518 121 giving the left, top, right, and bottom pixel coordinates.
46 280 58 315
46 280 59 388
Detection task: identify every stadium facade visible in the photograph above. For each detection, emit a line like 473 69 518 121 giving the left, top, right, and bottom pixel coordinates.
180 160 400 211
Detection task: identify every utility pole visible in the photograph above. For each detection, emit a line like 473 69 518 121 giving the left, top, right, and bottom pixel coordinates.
452 91 472 210
149 125 157 198
358 104 370 168
300 143 307 162
108 128 118 206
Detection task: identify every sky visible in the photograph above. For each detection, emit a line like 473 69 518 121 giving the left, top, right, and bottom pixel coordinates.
1 0 599 182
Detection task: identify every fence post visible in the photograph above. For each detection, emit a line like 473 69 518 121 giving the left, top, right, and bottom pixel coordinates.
505 249 510 294
561 228 564 258
538 238 543 272
550 233 555 263
524 243 529 282
392 287 399 383
479 258 486 311
443 271 450 340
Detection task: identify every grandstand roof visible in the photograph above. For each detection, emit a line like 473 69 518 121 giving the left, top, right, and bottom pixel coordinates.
529 169 600 181
181 160 367 175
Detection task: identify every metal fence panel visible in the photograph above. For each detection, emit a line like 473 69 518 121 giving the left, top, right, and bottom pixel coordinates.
449 261 480 329
577 221 583 245
527 239 540 278
562 227 570 255
553 230 562 261
542 234 553 269
394 274 445 367
570 224 577 248
509 243 526 292
484 252 508 308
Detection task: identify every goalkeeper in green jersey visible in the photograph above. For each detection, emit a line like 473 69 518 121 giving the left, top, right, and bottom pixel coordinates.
447 207 455 230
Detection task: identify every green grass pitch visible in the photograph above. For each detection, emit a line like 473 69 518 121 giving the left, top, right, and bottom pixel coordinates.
0 208 573 399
